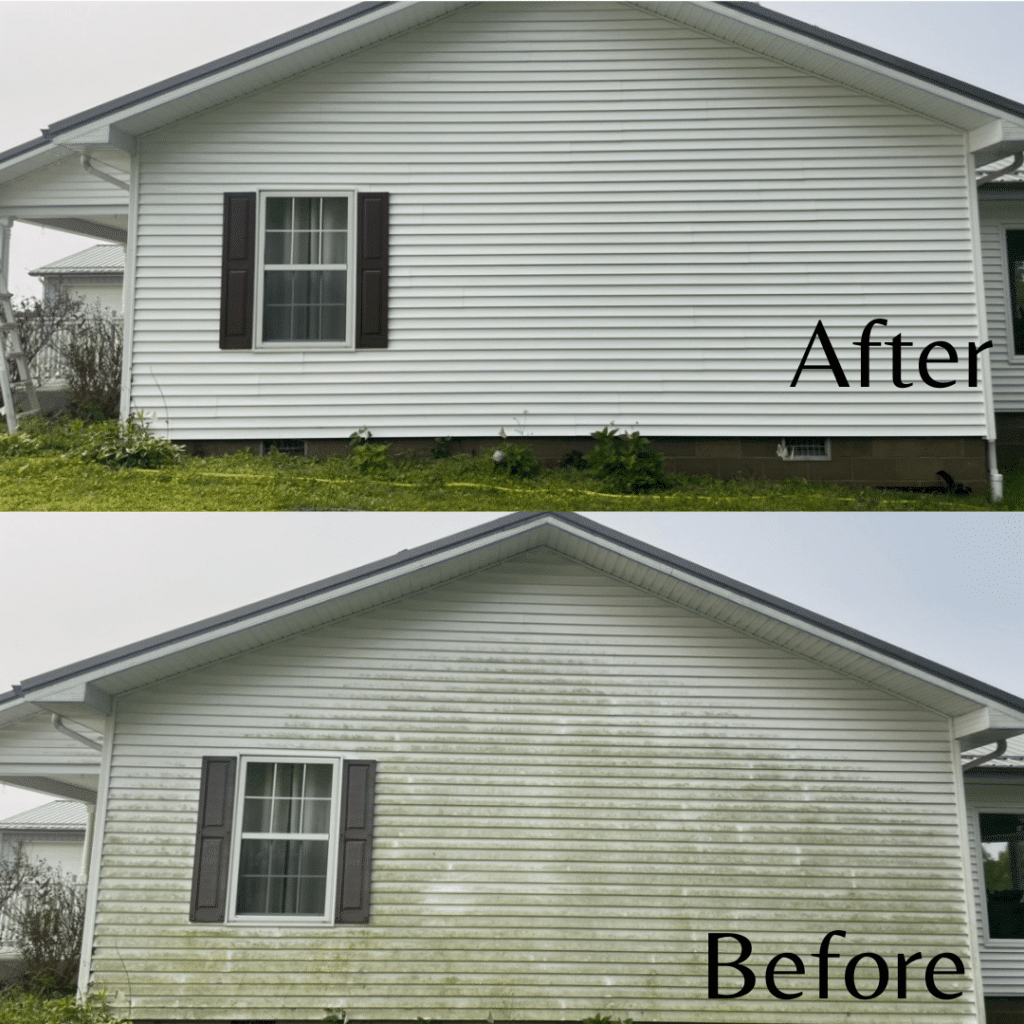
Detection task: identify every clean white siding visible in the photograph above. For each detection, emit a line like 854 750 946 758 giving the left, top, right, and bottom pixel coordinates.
92 549 975 1022
979 197 1024 410
128 1 988 440
0 155 129 213
963 780 1024 997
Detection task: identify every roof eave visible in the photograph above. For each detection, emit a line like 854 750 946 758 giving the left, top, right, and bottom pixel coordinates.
5 513 1023 736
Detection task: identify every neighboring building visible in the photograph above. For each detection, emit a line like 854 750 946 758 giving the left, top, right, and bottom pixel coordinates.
2 3 1024 494
0 512 1020 1023
0 800 88 878
0 801 88 980
28 244 125 313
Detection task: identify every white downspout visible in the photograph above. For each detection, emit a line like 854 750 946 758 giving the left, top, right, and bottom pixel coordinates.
77 805 95 887
964 145 1004 502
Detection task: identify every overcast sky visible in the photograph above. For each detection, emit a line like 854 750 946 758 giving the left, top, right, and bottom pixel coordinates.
0 512 1020 818
5 1 1024 296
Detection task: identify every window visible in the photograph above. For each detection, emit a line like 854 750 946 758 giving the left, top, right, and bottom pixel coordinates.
1006 230 1024 357
777 437 830 461
979 812 1024 939
190 756 376 925
232 760 336 920
219 192 389 351
259 195 353 346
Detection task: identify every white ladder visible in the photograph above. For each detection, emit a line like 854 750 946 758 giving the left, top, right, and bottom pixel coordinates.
0 219 40 433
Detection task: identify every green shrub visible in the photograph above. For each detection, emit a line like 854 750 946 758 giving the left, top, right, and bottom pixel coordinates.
65 414 183 469
0 990 126 1024
491 441 539 478
584 425 666 493
430 436 454 460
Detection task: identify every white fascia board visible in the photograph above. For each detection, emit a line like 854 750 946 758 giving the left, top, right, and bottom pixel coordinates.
56 126 136 155
45 2 425 148
647 1 1024 134
970 119 1024 164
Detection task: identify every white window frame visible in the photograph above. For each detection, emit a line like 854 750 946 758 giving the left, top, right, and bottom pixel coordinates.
974 805 1024 947
226 755 342 926
1000 224 1024 365
254 192 356 350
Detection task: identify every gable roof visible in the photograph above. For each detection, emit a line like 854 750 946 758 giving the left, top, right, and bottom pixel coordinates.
4 1 1024 177
28 245 125 278
3 513 1022 752
0 801 87 831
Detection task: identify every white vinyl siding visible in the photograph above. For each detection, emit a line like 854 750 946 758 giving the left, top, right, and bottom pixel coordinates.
964 781 1024 997
0 154 129 212
979 197 1024 411
90 549 976 1022
126 1 988 440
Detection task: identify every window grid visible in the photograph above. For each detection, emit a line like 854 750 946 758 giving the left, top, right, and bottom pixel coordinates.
261 195 351 344
234 761 334 918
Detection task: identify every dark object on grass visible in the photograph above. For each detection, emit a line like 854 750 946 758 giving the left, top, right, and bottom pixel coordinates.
876 470 972 496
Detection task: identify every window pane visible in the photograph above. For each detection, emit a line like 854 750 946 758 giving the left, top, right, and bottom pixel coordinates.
245 763 275 798
236 839 329 916
1008 231 1024 356
264 231 289 265
322 197 348 231
293 231 314 266
322 231 348 265
263 271 346 342
303 798 332 834
305 764 333 799
266 198 291 232
981 812 1024 939
294 198 314 231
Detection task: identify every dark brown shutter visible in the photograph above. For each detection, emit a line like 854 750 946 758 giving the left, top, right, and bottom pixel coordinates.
219 193 256 350
355 193 389 349
335 759 376 923
189 756 237 922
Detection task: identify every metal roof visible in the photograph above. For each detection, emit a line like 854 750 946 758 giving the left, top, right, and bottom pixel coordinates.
0 800 88 831
28 245 125 278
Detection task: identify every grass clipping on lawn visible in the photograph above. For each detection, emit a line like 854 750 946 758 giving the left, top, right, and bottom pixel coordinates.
0 425 1015 510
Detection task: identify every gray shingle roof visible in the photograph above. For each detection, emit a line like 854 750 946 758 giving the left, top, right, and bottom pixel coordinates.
28 245 125 278
0 801 88 830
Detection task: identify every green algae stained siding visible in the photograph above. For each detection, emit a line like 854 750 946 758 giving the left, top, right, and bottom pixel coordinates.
89 549 977 1022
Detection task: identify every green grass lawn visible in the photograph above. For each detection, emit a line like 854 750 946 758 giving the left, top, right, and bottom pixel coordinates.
1 419 1018 510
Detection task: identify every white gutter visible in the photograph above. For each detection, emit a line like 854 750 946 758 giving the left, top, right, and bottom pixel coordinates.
79 154 129 192
51 714 103 752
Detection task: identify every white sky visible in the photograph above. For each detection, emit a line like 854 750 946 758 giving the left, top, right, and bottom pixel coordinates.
0 512 1020 818
0 8 1021 815
4 1 1024 295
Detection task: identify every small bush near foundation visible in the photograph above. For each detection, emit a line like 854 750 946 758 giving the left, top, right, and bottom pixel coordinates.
585 424 666 494
491 441 539 478
430 436 454 460
65 413 183 469
0 990 126 1024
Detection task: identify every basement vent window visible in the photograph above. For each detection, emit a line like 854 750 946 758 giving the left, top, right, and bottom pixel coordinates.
778 437 831 461
261 439 306 457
